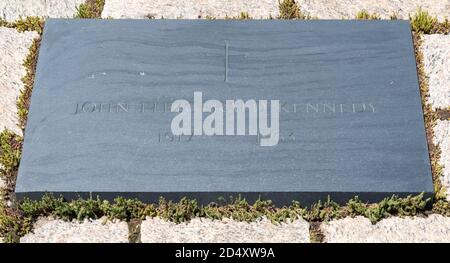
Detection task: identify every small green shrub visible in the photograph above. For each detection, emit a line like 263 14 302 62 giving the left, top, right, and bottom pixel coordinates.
346 196 367 215
267 201 306 223
204 197 264 222
20 195 154 221
278 0 310 19
356 10 380 20
75 0 105 19
306 197 343 222
105 197 153 220
365 194 429 223
0 16 44 34
238 12 251 20
3 192 438 242
0 130 23 177
14 16 44 34
157 197 203 223
411 9 438 34
0 202 30 243
304 194 429 224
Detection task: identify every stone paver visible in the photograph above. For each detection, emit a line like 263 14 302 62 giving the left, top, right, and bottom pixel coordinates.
0 27 38 136
102 0 279 19
141 217 310 243
20 217 129 243
102 0 450 20
422 34 450 110
434 120 450 200
321 215 450 242
300 0 450 20
0 0 85 22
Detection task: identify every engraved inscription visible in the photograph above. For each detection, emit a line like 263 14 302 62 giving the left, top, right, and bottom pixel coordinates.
74 102 376 114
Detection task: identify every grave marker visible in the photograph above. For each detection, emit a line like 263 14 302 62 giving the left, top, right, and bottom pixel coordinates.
15 19 433 205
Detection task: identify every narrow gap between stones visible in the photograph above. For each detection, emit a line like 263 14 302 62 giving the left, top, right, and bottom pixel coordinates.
436 109 450 120
128 219 142 243
309 222 325 243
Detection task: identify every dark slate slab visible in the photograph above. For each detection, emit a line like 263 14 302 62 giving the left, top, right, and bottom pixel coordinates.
15 19 433 205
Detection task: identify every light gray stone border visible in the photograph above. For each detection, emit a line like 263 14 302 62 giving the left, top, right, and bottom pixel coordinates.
321 215 450 242
0 0 85 22
141 217 310 243
20 217 129 243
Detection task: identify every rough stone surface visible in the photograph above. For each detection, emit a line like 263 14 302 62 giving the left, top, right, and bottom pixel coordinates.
422 34 450 110
434 120 450 200
321 215 450 242
0 27 38 136
141 217 310 243
300 0 450 20
102 0 279 19
101 0 450 20
0 0 85 22
20 217 129 243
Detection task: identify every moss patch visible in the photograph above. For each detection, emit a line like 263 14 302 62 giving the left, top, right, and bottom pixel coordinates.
0 191 434 243
306 194 429 224
0 202 31 243
17 38 41 131
13 17 44 34
0 131 28 243
0 16 44 34
0 131 22 176
18 195 304 224
0 130 23 195
75 0 105 19
17 193 430 223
